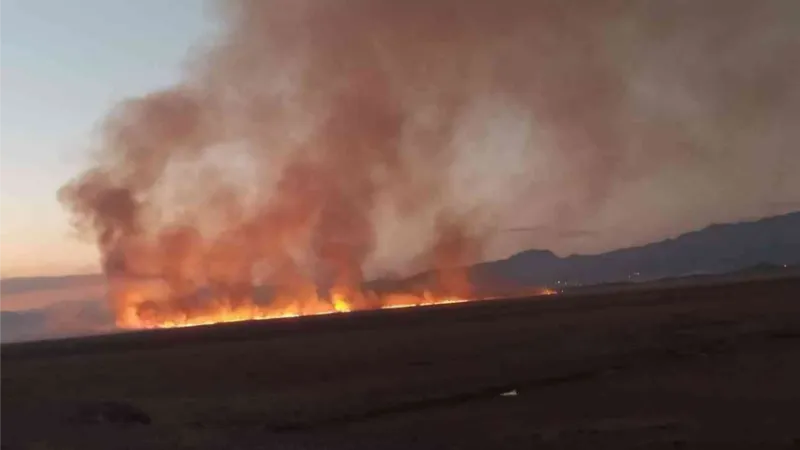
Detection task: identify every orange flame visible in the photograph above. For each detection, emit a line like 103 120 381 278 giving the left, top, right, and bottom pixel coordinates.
113 285 555 330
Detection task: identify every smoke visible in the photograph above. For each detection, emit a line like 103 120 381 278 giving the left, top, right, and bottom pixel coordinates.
60 0 800 323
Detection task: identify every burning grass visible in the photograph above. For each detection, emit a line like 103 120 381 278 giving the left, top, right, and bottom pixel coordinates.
114 285 556 330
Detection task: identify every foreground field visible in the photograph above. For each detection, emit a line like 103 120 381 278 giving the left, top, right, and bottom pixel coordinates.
3 276 800 449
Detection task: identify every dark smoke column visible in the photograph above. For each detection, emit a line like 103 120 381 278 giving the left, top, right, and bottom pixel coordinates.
60 0 800 326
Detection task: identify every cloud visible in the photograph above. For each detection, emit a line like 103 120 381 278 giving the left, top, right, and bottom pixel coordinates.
1 298 114 343
1 275 112 342
1 274 106 311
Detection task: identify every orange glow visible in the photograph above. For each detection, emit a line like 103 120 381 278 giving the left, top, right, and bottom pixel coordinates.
112 286 556 330
331 293 352 313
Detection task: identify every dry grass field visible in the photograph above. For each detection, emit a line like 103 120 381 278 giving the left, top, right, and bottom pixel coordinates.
3 276 800 449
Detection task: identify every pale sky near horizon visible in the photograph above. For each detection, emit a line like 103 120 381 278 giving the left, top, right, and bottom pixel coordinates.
2 0 799 281
1 0 216 278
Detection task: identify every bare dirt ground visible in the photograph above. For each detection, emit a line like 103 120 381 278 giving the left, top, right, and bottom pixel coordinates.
3 276 800 449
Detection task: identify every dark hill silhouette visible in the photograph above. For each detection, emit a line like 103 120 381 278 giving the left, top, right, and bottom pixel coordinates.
5 213 797 296
467 211 800 289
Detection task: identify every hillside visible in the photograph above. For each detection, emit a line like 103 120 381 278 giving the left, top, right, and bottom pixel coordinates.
468 211 800 289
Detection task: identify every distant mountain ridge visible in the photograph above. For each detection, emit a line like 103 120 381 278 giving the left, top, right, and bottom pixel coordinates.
0 274 104 295
2 212 798 342
3 213 797 293
468 211 800 289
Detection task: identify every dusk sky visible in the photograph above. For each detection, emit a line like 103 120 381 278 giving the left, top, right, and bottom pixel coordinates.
1 0 214 277
2 0 799 282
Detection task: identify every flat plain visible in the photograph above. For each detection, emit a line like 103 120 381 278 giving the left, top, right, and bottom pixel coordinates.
3 276 800 449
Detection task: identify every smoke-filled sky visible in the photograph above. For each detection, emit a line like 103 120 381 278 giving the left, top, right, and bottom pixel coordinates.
3 0 800 281
1 0 216 277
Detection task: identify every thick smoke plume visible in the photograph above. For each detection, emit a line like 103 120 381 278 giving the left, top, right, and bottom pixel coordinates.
60 0 800 326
